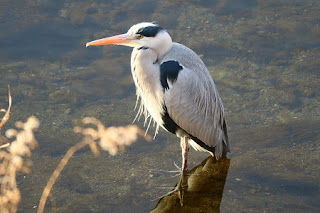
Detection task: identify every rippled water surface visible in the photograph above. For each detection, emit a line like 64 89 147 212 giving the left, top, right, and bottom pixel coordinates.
0 0 319 212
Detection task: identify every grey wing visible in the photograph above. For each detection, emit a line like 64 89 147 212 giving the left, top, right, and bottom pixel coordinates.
163 65 230 158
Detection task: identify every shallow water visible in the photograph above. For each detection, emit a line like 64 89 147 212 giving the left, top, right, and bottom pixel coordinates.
0 0 319 212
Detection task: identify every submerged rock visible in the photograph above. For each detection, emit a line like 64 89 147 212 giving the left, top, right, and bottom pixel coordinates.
48 87 78 104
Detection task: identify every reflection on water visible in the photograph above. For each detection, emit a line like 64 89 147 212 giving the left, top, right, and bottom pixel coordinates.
152 157 230 213
222 120 320 212
0 0 319 212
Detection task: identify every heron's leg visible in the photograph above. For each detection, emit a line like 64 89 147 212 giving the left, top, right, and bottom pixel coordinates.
175 136 189 205
158 137 189 205
156 137 189 175
180 136 189 171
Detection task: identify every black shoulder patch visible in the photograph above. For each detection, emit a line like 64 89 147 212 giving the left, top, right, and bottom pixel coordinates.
159 61 183 90
137 26 164 37
138 46 148 50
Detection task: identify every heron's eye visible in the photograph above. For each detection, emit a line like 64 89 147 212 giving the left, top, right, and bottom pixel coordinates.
137 34 144 39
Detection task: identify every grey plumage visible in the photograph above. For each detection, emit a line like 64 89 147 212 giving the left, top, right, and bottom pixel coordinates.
132 42 230 158
160 43 230 158
86 22 230 165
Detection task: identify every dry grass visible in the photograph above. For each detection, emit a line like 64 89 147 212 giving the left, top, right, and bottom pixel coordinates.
1 117 150 213
0 85 12 131
37 117 151 213
0 85 12 151
0 85 151 213
74 117 152 155
0 116 39 213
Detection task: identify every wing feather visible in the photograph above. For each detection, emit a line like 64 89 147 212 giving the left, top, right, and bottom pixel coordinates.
160 43 230 158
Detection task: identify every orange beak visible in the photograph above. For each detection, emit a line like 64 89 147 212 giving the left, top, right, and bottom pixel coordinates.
86 34 130 47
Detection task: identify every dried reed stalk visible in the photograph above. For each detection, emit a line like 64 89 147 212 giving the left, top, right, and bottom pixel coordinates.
0 85 12 130
37 137 92 213
0 116 39 213
0 85 12 150
37 117 151 213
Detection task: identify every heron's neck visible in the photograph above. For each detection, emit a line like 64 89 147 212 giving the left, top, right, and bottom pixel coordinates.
153 32 173 59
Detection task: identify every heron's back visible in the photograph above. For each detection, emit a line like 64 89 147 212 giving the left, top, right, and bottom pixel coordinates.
159 43 208 75
160 43 230 158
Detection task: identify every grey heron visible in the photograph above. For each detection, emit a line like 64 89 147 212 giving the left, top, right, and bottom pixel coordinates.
86 22 230 194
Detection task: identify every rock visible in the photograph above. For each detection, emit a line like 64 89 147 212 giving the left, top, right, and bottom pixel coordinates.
48 88 78 104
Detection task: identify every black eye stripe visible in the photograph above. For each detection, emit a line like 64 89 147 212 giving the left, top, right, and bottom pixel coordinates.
137 26 164 37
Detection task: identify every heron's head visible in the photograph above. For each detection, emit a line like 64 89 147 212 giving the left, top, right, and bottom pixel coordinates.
86 22 173 56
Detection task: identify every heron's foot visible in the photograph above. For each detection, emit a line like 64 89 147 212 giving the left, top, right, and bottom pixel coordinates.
152 169 188 205
174 169 188 206
150 161 183 177
153 170 181 179
169 162 189 204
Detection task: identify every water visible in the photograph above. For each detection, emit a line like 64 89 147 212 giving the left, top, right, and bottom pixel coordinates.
0 0 319 212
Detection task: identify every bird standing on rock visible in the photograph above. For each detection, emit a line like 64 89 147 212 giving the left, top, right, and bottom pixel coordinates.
86 22 230 198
